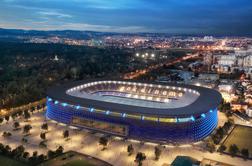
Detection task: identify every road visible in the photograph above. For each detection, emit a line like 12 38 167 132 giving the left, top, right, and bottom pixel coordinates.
123 53 199 79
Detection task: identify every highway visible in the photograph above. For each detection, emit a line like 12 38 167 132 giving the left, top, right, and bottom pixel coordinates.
123 53 199 79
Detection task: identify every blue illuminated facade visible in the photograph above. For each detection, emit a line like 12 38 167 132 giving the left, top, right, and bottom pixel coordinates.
46 98 218 143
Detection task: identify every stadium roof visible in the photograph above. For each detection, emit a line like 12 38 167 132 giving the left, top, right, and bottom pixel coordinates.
47 79 222 118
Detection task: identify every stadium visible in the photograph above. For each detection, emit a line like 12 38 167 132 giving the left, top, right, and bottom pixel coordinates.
46 79 222 143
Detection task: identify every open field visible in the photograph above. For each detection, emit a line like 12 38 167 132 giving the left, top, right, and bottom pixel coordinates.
222 125 252 158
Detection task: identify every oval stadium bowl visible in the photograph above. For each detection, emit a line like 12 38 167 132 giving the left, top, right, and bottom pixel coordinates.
46 79 222 143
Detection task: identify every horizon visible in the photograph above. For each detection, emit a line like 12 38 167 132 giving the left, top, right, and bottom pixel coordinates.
1 27 252 38
0 0 252 35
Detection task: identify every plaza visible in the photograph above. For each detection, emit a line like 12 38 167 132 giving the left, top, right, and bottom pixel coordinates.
0 110 252 166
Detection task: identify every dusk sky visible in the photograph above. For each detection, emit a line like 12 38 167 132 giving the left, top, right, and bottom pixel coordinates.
0 0 252 35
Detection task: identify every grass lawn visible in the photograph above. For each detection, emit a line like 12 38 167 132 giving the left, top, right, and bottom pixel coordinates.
0 155 27 166
222 125 252 157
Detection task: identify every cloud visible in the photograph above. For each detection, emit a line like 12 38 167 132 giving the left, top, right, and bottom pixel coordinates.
0 0 252 35
0 20 150 33
38 11 72 18
62 23 149 32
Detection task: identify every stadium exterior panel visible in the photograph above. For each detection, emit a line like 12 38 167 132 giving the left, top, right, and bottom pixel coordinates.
46 79 222 143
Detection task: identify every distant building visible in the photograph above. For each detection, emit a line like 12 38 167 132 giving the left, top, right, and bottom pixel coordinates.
245 67 252 79
203 52 214 71
212 47 252 77
217 54 236 66
202 36 214 42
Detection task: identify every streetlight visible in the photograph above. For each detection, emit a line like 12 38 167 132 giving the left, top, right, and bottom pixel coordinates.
136 53 139 57
195 83 201 87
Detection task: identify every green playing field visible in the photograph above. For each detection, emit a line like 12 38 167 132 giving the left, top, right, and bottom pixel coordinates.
222 125 252 158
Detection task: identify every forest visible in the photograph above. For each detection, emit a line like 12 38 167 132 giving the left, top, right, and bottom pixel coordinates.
0 41 189 109
0 42 133 108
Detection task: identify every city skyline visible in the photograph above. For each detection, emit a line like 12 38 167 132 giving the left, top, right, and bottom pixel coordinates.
0 0 252 35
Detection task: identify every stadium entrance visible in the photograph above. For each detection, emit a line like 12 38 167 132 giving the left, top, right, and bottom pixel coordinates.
72 117 128 136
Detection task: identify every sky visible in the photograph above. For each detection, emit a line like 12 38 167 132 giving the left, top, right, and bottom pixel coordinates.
0 0 252 35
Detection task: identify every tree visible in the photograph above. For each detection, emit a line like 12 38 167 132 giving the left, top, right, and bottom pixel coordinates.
154 146 162 160
228 118 234 125
13 145 25 158
229 144 239 156
41 123 48 131
39 141 47 148
0 143 4 153
99 136 108 150
22 138 28 143
18 111 23 117
70 67 79 79
127 144 134 156
24 111 31 120
28 151 38 163
55 146 64 154
40 132 46 140
63 130 69 139
13 121 20 129
241 149 249 159
11 113 17 121
23 152 30 159
219 99 231 113
16 145 25 154
206 139 216 153
32 151 38 158
37 105 41 111
223 121 232 133
135 152 146 166
225 110 232 117
224 102 231 111
23 124 32 134
218 145 227 153
2 131 12 137
30 107 35 114
5 115 9 122
0 118 3 124
47 150 56 159
37 154 46 163
42 104 46 111
216 127 225 137
5 145 12 155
